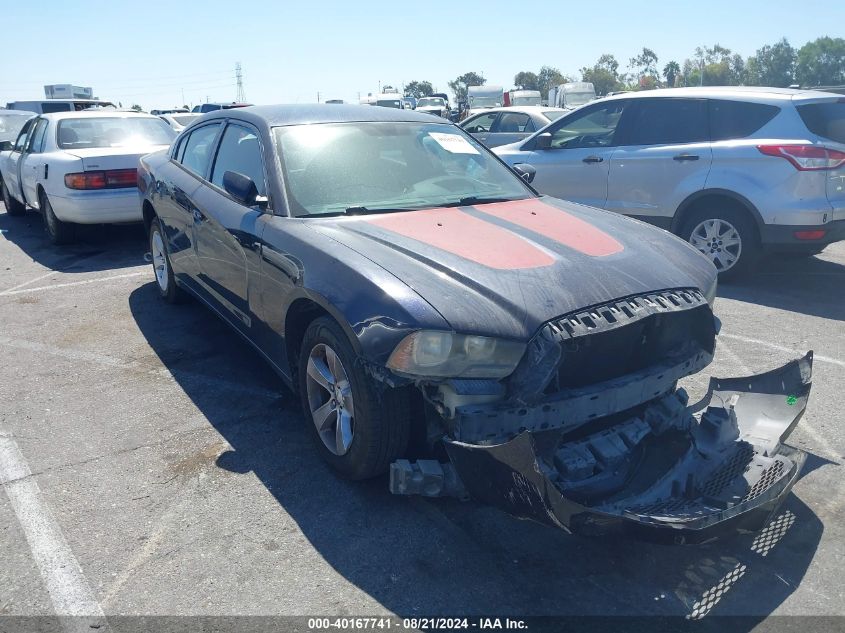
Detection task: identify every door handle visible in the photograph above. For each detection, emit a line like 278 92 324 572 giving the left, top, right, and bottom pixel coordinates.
673 154 699 161
192 209 205 223
582 156 604 163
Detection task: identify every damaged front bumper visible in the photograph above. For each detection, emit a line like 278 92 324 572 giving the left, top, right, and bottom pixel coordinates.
391 353 813 544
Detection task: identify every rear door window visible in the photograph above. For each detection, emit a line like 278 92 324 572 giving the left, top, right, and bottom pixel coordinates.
26 119 48 153
178 123 222 178
624 98 708 145
797 101 845 144
494 112 532 133
710 100 780 140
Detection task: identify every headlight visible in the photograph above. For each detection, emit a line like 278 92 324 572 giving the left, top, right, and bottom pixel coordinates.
703 275 718 308
386 331 526 378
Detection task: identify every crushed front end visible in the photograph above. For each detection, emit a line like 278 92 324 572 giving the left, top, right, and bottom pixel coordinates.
389 289 812 544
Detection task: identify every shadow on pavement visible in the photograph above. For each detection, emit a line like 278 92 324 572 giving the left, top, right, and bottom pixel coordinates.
128 282 824 625
720 251 845 321
0 207 147 273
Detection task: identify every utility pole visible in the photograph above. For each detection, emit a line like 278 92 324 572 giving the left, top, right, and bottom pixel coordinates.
317 91 320 103
235 62 245 102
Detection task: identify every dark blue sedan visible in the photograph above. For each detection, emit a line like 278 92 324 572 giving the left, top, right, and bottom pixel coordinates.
137 104 812 543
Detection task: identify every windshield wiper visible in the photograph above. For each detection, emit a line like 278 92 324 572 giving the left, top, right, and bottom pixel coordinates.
343 206 418 216
444 196 519 207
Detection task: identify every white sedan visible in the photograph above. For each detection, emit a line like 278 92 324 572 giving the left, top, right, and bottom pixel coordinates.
0 110 175 244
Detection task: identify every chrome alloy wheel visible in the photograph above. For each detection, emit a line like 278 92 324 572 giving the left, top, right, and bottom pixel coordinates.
306 343 355 456
151 229 169 293
689 218 742 272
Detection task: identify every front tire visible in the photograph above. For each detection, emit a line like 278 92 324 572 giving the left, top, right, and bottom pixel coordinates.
41 192 76 245
298 317 410 480
682 207 759 280
149 216 183 303
1 179 26 217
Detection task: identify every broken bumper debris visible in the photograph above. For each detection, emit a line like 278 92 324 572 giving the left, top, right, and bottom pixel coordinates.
391 353 813 544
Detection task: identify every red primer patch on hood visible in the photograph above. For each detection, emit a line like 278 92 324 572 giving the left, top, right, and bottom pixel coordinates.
364 207 554 270
473 199 624 257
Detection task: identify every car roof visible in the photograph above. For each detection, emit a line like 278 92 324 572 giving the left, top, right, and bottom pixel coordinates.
466 106 566 116
39 110 162 121
202 104 449 126
598 86 841 103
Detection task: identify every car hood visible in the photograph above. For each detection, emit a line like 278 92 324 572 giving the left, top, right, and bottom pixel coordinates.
309 197 716 340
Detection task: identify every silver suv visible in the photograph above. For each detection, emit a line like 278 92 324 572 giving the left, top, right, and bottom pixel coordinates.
494 87 845 277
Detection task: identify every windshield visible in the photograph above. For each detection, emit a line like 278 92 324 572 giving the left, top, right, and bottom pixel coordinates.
418 98 446 107
469 96 502 108
274 122 533 217
565 92 595 107
173 115 198 126
0 114 33 143
57 117 176 149
543 110 567 122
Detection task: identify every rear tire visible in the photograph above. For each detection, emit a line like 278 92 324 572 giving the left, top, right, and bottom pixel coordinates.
298 316 410 480
1 179 26 216
41 192 75 245
149 216 183 304
681 205 759 281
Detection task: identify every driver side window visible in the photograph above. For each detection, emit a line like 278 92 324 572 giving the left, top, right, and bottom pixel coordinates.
464 112 498 134
548 101 627 149
13 119 35 152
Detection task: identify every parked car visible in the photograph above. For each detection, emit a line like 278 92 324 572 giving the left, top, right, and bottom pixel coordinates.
461 106 567 148
159 112 203 132
151 108 190 115
0 110 35 146
191 102 252 113
0 111 175 243
495 87 845 277
138 104 812 543
414 96 449 117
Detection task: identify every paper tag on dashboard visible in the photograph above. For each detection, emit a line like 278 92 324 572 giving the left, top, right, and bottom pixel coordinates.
429 132 479 154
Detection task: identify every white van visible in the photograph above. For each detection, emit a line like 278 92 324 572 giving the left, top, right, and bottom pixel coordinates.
359 93 404 109
6 99 116 114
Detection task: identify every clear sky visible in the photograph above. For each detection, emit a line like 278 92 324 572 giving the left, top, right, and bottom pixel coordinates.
1 0 841 109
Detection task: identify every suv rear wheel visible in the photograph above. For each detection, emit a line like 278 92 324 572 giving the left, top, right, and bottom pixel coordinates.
682 206 759 280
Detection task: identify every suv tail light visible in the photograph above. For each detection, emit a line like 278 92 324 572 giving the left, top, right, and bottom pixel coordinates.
757 145 845 171
64 169 138 190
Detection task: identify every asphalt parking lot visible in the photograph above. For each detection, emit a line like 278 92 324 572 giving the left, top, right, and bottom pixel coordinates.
1 204 843 628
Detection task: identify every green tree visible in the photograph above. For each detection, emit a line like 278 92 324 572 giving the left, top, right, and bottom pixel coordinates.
513 71 539 90
682 44 744 86
449 72 485 102
795 36 845 86
404 80 434 99
629 47 659 81
537 66 569 98
580 54 622 96
130 104 143 112
746 38 796 87
663 61 680 87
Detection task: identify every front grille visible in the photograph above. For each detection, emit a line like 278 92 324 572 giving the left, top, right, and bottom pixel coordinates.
508 289 716 400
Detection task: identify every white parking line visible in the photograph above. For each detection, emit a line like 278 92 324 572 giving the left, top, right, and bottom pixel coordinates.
1 270 58 295
0 270 148 297
0 430 107 630
719 332 845 369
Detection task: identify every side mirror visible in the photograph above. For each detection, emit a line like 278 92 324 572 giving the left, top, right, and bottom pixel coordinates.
513 163 537 184
533 133 552 150
0 140 12 152
223 170 266 208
